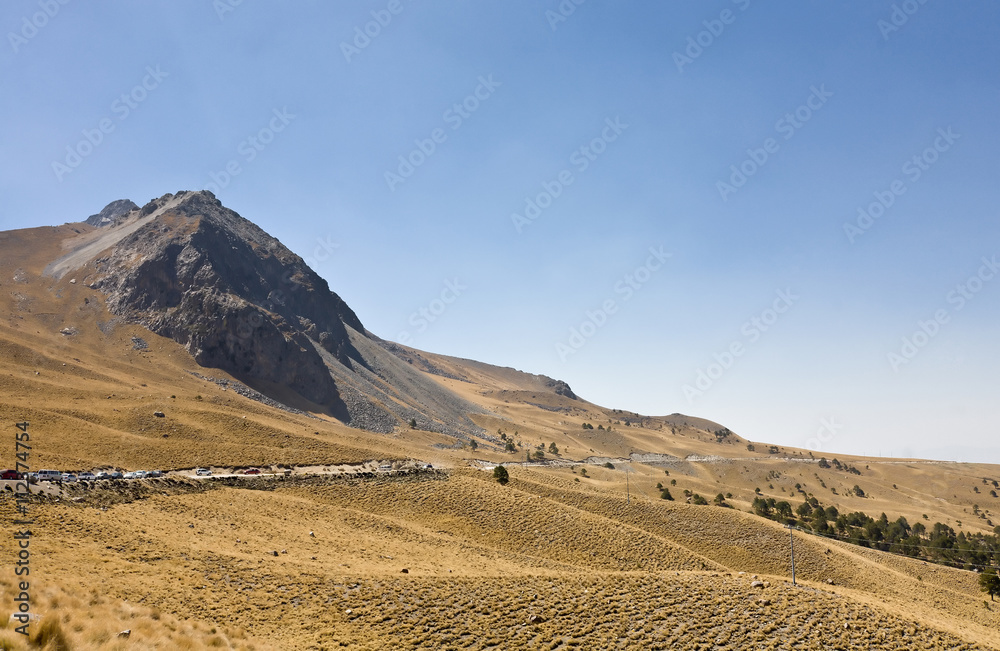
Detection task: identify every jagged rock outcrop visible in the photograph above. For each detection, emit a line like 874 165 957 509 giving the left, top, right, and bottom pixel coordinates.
87 191 362 418
46 190 577 439
86 199 138 227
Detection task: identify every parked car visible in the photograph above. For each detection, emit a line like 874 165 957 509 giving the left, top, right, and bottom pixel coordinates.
123 471 140 480
78 472 95 481
146 470 163 478
109 471 123 479
37 469 61 482
95 471 110 480
377 464 393 472
0 469 22 480
61 473 78 483
27 472 38 482
242 468 261 475
195 468 212 476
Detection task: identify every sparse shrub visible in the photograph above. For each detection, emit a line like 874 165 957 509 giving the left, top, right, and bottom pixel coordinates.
493 465 509 486
505 441 516 452
548 442 559 455
660 488 673 501
691 494 708 505
670 479 676 486
852 484 866 498
604 462 614 470
746 443 755 452
30 618 70 651
409 418 417 428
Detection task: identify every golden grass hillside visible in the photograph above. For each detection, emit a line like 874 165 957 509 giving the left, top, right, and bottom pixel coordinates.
3 222 1000 648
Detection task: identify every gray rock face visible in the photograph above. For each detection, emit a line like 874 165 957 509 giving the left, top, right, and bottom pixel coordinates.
86 199 139 227
77 190 498 438
90 191 361 418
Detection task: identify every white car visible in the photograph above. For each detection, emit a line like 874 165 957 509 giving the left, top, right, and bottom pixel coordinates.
195 468 212 476
78 472 95 481
61 473 78 483
95 472 110 480
123 471 141 479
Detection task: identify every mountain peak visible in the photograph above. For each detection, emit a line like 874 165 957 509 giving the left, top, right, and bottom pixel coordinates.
85 198 138 227
43 191 493 438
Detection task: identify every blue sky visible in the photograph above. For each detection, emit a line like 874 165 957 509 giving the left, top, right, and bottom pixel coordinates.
2 1 999 462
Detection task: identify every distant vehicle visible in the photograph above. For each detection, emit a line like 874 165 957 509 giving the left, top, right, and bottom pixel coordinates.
242 468 261 475
146 470 163 478
123 471 141 479
95 472 110 480
78 472 95 481
195 468 212 476
422 464 433 470
61 473 78 483
134 470 148 479
37 470 61 482
377 464 393 472
109 471 123 479
27 472 38 482
0 469 22 480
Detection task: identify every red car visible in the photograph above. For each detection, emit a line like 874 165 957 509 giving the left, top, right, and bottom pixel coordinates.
242 468 261 475
1 469 23 480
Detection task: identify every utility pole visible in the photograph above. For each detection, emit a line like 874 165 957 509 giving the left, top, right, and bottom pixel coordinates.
626 470 630 505
788 524 796 586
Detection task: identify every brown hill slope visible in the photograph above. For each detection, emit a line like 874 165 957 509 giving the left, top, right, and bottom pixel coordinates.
2 198 1000 648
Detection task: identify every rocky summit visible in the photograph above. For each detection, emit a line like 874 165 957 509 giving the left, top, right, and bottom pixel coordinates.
43 191 494 435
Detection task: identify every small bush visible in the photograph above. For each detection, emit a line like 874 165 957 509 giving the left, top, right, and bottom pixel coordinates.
31 618 71 651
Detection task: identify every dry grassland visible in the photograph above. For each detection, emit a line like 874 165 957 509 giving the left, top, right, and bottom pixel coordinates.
3 225 1000 648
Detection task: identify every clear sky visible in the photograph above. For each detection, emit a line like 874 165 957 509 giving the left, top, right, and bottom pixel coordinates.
2 1 998 462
